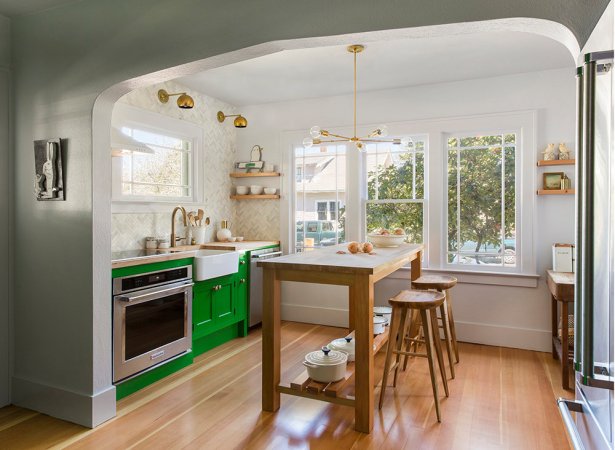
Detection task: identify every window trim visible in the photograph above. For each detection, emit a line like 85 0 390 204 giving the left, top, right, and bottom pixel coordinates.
111 103 202 206
280 111 537 276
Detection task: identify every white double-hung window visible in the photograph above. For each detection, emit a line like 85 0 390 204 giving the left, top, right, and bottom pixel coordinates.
364 136 427 244
112 104 201 203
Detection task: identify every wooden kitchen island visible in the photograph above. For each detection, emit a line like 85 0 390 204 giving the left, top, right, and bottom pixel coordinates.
259 243 423 433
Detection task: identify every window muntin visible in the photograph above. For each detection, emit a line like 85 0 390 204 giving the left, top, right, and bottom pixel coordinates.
119 126 193 199
364 138 426 244
294 145 346 251
447 133 516 267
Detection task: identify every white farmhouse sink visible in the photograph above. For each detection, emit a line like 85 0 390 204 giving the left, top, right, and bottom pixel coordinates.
193 250 240 281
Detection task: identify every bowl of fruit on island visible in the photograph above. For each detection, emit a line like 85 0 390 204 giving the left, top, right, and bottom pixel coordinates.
367 228 407 247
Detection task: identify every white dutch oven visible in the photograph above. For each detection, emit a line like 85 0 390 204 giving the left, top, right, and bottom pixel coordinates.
328 336 355 361
303 347 348 382
373 306 392 325
373 316 387 335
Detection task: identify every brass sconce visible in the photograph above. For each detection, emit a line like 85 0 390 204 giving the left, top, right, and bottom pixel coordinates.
217 111 248 128
157 89 195 109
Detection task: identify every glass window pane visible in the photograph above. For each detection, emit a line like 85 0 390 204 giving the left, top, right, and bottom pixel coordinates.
448 132 517 268
366 203 423 244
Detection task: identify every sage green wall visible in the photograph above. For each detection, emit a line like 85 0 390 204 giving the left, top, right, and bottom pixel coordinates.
0 13 9 408
9 0 608 426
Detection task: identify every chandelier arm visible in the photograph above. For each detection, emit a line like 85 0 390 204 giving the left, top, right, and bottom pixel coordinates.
325 132 353 140
360 138 399 143
315 139 347 144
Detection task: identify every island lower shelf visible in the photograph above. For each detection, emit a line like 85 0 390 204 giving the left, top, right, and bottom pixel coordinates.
277 327 390 407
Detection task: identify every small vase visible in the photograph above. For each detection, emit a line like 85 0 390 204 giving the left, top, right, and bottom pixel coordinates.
217 228 232 242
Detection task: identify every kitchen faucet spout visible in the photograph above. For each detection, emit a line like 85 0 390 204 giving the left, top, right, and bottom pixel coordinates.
171 206 188 247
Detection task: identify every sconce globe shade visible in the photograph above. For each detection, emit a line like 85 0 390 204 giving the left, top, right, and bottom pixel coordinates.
310 126 322 138
177 93 195 109
234 115 248 128
302 137 314 149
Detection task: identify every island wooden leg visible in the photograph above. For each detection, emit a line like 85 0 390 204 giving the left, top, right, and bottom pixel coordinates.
351 273 374 433
262 267 281 412
551 296 558 359
410 251 422 281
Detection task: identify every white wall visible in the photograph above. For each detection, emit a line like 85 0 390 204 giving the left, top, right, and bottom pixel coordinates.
112 80 238 251
236 67 577 351
0 13 10 408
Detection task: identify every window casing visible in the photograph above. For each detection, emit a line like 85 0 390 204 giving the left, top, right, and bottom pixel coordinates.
283 111 536 276
112 104 201 204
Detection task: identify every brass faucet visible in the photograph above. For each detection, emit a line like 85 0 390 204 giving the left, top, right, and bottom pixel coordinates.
171 206 187 247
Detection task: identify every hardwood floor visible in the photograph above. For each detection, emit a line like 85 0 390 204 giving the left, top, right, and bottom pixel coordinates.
0 322 573 449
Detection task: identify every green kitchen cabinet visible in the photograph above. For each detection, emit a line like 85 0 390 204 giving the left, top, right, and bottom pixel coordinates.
192 279 215 340
211 276 236 328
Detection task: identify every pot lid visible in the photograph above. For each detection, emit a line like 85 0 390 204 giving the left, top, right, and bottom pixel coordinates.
329 337 355 354
305 347 348 365
373 316 387 324
373 306 392 314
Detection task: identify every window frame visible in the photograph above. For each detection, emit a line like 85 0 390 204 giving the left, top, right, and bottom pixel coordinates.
111 103 202 206
362 136 428 248
280 111 536 277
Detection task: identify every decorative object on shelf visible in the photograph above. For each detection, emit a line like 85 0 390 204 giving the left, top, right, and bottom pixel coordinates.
111 127 154 157
217 111 248 128
542 143 556 160
303 44 413 152
558 142 572 160
33 138 64 201
217 219 232 242
157 89 194 109
264 187 277 195
235 145 265 173
543 171 564 190
250 185 264 195
560 174 572 190
236 185 249 195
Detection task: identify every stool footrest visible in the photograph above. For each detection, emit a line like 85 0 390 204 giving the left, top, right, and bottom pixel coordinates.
393 350 427 358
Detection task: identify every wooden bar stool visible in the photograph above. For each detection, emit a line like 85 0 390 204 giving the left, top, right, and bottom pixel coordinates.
379 289 449 422
409 275 459 379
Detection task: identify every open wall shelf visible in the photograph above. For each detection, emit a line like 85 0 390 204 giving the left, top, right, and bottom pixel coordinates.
231 194 280 200
537 159 575 167
230 172 281 178
537 189 575 196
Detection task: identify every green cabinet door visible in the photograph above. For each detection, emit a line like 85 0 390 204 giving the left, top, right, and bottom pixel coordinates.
212 277 236 328
193 281 215 339
235 275 248 321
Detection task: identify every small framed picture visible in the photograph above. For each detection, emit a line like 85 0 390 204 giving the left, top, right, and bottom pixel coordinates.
543 172 564 190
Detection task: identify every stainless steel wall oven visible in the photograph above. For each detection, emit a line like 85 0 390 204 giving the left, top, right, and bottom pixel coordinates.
113 265 193 383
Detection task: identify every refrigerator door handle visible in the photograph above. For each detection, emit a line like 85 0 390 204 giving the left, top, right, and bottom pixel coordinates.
557 398 585 450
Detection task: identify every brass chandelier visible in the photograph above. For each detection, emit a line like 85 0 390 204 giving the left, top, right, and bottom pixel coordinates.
303 44 412 151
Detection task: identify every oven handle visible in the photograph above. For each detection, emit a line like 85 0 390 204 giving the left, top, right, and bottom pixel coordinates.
117 281 194 303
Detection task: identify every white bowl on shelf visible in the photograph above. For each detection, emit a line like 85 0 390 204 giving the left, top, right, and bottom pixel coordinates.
250 185 264 195
236 186 249 195
264 188 277 195
367 233 407 248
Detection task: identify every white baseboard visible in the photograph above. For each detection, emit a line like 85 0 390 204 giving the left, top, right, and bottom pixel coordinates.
281 303 551 352
12 376 116 428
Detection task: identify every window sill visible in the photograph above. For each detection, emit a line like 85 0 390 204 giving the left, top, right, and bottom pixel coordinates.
386 267 540 288
112 200 203 214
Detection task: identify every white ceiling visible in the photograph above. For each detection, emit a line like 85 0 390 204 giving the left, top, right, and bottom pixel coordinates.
0 0 81 17
179 31 574 107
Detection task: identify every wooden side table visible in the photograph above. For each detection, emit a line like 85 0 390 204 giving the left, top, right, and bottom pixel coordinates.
546 270 575 390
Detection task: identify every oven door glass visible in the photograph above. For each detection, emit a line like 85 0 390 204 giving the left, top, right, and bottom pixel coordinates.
124 292 186 360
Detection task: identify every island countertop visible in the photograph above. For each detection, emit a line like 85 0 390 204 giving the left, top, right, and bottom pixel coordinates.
258 243 423 280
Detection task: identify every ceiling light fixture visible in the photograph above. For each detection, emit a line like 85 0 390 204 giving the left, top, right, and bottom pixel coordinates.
304 44 412 152
157 89 195 109
217 111 248 128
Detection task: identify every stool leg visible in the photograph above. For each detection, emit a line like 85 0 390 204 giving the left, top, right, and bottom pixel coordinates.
379 305 401 409
430 308 449 397
393 307 409 388
446 289 460 363
403 309 420 371
421 308 441 423
439 301 455 379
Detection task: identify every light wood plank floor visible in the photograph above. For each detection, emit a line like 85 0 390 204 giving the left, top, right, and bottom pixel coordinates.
0 322 573 449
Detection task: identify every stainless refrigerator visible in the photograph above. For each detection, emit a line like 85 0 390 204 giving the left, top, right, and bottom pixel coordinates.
559 50 614 450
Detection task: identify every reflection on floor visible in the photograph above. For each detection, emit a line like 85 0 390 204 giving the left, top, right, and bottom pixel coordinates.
0 321 573 449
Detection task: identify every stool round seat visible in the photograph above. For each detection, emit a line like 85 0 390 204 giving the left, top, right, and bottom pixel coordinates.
389 289 445 310
411 275 457 290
